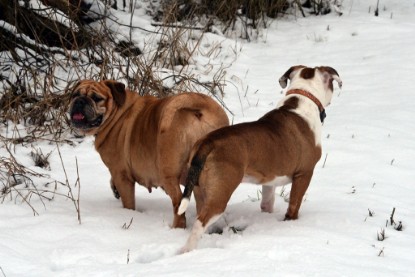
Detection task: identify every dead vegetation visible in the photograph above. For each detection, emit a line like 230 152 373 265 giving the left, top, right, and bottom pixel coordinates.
0 0 235 138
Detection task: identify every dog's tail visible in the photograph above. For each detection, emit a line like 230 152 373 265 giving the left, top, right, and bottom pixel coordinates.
177 143 211 215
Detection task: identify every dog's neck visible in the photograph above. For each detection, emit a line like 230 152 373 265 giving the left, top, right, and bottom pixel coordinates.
94 90 141 149
286 89 326 123
278 88 324 146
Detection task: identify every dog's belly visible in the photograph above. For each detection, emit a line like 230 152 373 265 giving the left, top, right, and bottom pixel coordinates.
242 175 292 186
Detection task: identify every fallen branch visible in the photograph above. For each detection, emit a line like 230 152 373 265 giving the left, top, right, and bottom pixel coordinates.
151 22 210 31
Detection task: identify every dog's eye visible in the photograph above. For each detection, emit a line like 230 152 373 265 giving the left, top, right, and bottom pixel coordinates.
91 94 104 102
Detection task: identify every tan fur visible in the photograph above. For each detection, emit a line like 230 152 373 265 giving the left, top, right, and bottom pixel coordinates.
68 80 229 228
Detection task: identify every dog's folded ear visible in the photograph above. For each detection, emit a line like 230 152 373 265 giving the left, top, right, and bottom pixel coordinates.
318 66 343 90
104 80 126 107
279 65 306 88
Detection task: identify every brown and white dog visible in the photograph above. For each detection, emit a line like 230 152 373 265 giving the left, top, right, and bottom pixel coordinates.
68 80 229 228
177 65 342 252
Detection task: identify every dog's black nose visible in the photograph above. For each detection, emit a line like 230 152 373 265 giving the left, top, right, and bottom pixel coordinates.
73 96 89 109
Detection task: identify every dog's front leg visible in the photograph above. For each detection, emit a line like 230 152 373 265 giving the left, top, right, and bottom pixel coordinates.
111 173 135 210
285 172 313 220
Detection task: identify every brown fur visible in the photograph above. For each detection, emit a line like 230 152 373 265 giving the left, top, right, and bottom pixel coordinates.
68 80 229 228
186 98 321 224
279 65 306 88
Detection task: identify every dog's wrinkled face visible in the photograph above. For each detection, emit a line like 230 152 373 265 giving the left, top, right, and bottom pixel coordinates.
279 65 342 107
69 80 126 135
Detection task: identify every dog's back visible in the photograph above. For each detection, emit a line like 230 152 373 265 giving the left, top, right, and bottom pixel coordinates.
156 93 228 182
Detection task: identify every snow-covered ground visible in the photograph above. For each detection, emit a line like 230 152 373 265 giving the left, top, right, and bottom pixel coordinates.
1 0 415 276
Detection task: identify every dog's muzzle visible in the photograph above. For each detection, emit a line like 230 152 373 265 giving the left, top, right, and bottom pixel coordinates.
70 97 103 130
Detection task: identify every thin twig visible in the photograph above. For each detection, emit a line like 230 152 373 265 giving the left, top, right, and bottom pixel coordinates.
122 217 134 229
75 157 81 224
322 153 328 168
378 247 384 257
377 228 386 241
10 186 39 216
56 142 81 223
390 207 396 226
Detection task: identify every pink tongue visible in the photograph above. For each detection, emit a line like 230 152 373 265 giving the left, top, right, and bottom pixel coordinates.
72 113 85 121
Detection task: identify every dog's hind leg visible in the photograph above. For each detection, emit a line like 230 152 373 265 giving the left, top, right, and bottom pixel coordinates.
179 158 244 253
193 186 205 214
111 173 135 210
163 177 187 228
110 178 120 199
179 212 223 254
181 176 241 252
285 172 313 220
179 187 231 253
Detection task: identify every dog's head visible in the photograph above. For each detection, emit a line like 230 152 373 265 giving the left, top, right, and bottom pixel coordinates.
279 65 342 107
68 80 126 135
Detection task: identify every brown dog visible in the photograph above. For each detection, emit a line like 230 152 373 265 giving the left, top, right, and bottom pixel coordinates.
177 65 342 252
68 80 229 228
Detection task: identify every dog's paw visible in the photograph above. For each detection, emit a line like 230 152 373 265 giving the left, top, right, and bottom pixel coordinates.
110 178 120 199
260 202 274 213
171 215 187 229
284 213 298 221
178 246 193 255
111 185 120 199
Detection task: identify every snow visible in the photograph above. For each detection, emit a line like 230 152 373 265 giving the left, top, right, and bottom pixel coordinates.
24 0 78 30
1 0 415 276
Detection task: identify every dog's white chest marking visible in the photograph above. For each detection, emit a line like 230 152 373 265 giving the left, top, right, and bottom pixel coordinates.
242 175 292 186
277 95 322 146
